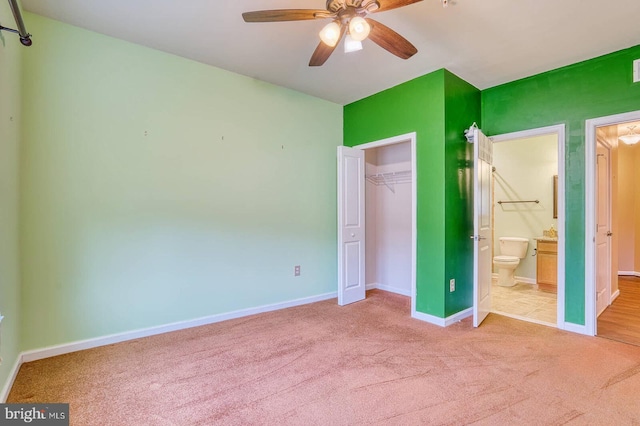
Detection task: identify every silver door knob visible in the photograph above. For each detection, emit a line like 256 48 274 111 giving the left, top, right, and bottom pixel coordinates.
606 231 613 236
351 233 355 238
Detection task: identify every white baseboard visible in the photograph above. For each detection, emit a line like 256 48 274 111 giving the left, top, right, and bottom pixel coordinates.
618 271 640 277
412 311 447 326
366 282 411 297
366 282 379 291
412 307 473 327
444 308 473 326
20 291 337 364
560 321 590 336
611 289 620 302
515 276 537 285
1 355 23 403
491 273 536 285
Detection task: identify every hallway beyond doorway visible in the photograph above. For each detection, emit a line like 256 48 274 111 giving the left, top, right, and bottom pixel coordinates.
598 276 640 346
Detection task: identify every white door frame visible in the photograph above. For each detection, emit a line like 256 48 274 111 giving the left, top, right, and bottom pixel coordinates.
490 124 566 330
352 132 417 316
585 110 640 336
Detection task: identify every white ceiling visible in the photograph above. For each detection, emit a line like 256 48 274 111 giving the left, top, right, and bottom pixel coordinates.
20 0 640 105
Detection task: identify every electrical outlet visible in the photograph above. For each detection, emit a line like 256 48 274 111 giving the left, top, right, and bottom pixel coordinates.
294 265 301 276
634 59 640 83
449 279 455 292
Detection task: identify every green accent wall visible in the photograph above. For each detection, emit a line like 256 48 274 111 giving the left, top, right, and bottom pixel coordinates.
482 45 640 325
0 0 23 396
19 14 342 350
444 71 480 316
344 70 480 318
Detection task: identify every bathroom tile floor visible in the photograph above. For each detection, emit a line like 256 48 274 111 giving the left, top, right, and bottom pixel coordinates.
491 279 557 327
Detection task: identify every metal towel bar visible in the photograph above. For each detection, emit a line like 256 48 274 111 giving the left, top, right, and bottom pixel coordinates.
497 200 539 205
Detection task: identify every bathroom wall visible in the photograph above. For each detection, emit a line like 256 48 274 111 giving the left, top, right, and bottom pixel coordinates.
492 134 558 281
364 143 412 296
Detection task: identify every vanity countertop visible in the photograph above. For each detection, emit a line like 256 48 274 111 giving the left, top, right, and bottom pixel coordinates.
535 236 558 242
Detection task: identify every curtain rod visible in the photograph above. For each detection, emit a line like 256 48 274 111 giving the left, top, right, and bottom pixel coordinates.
0 0 32 46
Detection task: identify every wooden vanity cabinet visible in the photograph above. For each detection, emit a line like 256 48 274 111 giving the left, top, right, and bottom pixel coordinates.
536 240 557 293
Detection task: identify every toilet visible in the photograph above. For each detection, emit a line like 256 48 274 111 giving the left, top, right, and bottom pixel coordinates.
493 237 529 287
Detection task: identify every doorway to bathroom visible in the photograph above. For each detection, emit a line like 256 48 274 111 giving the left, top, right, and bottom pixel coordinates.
337 132 417 314
585 110 640 344
488 125 565 329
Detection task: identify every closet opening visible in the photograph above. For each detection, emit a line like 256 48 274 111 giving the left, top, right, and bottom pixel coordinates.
339 132 417 314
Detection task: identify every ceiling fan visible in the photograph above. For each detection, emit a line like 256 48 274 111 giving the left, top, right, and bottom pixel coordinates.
242 0 423 66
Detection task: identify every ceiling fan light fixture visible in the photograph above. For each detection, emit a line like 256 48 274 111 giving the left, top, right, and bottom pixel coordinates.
344 34 363 53
619 125 640 145
348 16 370 42
319 21 341 47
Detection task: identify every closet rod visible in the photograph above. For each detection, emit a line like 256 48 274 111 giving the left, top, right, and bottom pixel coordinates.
497 200 539 205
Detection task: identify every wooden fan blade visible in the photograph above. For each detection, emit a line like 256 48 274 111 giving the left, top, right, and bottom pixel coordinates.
242 9 326 23
375 0 423 13
309 25 346 66
366 18 417 59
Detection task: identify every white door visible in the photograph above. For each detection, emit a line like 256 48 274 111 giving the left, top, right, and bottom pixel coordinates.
337 146 366 306
595 140 611 316
472 128 493 327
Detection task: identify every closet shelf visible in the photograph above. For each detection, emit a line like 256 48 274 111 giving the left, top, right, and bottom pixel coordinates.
365 170 412 193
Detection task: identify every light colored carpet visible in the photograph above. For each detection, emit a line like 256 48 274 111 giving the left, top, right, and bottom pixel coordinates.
8 290 640 425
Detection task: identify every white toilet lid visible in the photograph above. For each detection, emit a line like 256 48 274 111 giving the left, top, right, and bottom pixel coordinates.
494 255 519 263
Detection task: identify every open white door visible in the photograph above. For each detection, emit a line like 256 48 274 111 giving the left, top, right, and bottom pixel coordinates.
472 127 493 327
595 140 612 316
337 146 366 306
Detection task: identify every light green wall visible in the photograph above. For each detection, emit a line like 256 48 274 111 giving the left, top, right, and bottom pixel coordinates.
0 1 22 395
20 14 342 350
344 70 480 319
482 44 640 325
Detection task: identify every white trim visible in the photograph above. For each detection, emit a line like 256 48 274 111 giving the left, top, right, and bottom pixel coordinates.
412 311 447 326
365 282 379 291
412 308 473 327
514 276 537 285
611 289 620 302
352 132 417 318
562 321 590 336
20 291 337 363
367 283 412 297
491 310 556 328
618 271 640 277
491 124 566 331
376 284 411 297
491 273 537 286
585 110 640 336
0 355 23 403
444 308 473 326
490 124 566 144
